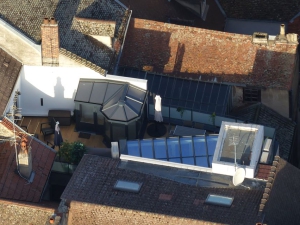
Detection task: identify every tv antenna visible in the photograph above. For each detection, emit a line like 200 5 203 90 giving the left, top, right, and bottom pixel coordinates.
229 135 239 170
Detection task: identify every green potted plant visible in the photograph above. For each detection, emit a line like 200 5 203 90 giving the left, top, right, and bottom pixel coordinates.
58 141 87 165
176 107 185 118
209 112 216 127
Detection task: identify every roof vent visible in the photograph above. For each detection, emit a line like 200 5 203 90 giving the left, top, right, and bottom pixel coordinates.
252 32 268 45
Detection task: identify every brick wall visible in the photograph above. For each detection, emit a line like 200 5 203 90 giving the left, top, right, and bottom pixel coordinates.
68 201 221 225
41 17 59 66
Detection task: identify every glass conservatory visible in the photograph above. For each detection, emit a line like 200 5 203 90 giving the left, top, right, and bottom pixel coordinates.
74 79 147 144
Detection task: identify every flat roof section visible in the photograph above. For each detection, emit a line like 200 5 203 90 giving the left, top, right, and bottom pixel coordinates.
220 127 257 166
212 122 264 178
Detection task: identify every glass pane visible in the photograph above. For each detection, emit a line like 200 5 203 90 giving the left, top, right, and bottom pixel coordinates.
206 136 218 155
151 75 161 95
147 73 155 93
167 138 180 158
187 81 198 101
158 76 168 97
140 140 153 158
209 83 219 104
205 194 233 207
180 80 190 100
127 141 140 156
180 137 193 157
196 156 208 167
154 139 167 159
165 77 175 98
193 136 206 156
182 157 195 165
171 79 183 105
169 158 181 163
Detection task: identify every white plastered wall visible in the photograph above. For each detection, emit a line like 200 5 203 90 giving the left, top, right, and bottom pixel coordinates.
18 66 147 116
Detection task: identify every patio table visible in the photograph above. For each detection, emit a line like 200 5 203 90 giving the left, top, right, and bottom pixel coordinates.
173 125 206 136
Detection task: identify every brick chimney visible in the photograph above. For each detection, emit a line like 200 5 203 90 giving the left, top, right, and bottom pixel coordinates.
41 17 59 66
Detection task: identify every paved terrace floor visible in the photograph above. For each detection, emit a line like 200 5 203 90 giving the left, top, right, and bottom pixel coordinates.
20 117 176 151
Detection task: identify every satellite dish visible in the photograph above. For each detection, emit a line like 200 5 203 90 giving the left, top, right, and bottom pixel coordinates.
233 168 246 186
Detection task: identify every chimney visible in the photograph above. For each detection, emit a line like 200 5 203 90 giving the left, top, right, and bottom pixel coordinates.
280 24 285 36
275 24 287 43
41 17 59 66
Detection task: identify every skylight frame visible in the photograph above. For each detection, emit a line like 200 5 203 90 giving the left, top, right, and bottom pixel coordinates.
205 194 234 207
114 180 143 193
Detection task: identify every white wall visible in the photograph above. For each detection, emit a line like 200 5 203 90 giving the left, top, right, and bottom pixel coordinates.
19 66 148 116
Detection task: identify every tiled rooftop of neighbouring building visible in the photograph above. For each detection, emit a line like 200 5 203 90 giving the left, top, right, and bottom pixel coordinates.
0 117 56 202
0 0 128 71
118 0 225 31
0 48 22 115
217 0 300 22
61 154 264 225
119 18 298 90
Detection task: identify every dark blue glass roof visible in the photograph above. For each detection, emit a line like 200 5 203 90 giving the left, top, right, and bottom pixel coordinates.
116 67 232 115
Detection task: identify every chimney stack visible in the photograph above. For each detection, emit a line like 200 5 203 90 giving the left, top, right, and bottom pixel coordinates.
280 24 285 36
41 17 59 66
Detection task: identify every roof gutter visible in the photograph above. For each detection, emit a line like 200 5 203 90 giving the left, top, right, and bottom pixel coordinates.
113 10 132 75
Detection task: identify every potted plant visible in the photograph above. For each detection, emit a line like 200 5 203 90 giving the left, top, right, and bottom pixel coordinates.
176 107 185 118
58 141 87 165
209 112 216 127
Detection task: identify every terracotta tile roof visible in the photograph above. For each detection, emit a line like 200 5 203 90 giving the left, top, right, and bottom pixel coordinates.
217 0 300 22
262 158 300 224
0 198 59 224
0 0 128 72
256 164 271 180
118 0 225 31
0 117 56 203
230 103 296 161
120 18 298 90
61 155 263 225
0 48 22 115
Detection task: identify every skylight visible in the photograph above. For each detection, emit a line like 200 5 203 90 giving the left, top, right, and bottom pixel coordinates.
114 180 142 193
205 194 234 207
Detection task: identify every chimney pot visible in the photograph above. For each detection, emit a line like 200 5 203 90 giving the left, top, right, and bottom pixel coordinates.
50 17 56 25
280 24 285 36
43 18 49 25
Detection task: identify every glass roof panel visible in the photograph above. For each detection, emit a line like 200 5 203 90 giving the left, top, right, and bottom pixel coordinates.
205 194 233 207
105 106 127 121
180 137 193 157
75 82 93 102
182 157 195 165
196 156 208 167
193 136 207 156
157 76 168 97
151 75 161 95
127 86 145 102
124 104 138 120
103 86 124 109
104 83 124 103
125 97 142 114
167 138 180 158
171 79 183 105
187 81 198 101
90 82 108 104
180 80 191 100
154 139 167 159
169 158 181 163
127 141 140 156
140 140 153 158
146 73 155 92
165 77 175 99
206 136 218 155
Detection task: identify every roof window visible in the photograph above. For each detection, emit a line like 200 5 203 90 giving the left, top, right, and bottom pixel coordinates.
205 194 234 207
114 180 142 193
